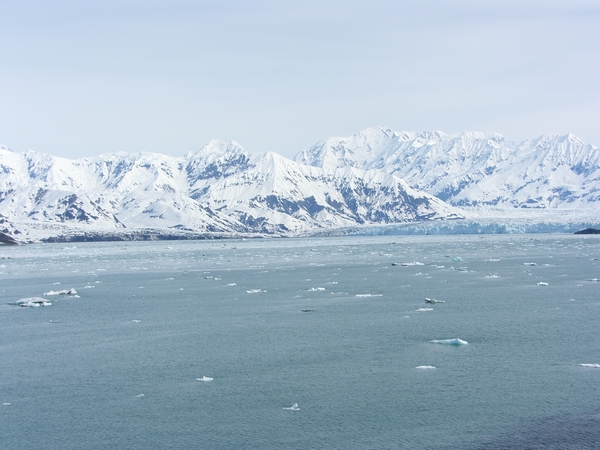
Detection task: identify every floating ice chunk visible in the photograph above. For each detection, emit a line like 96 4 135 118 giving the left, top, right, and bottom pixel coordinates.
536 282 548 286
196 376 214 381
283 403 300 410
2 402 10 405
489 258 501 262
452 257 462 262
425 298 444 304
523 263 538 266
355 293 383 297
228 283 237 286
327 281 338 284
416 308 433 312
15 297 52 307
136 394 145 398
416 366 436 370
485 275 500 278
430 338 469 345
246 289 267 294
579 364 600 368
84 285 95 289
308 287 325 291
52 282 61 285
43 288 77 296
131 320 141 323
400 262 424 266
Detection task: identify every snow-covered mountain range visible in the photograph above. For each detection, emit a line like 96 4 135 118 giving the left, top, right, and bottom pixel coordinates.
0 139 462 242
296 127 600 209
1 126 598 243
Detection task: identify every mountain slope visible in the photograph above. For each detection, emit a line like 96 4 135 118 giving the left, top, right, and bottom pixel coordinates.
295 127 600 208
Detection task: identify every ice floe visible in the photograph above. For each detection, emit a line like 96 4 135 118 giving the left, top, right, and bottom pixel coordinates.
415 308 434 312
430 338 469 345
43 288 77 296
536 282 548 286
425 297 444 304
416 366 436 370
246 289 267 294
14 297 52 307
196 376 214 381
355 293 383 297
283 403 300 410
308 287 325 291
579 364 600 368
523 262 538 266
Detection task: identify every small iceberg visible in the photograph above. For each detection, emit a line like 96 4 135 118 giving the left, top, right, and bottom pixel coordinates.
246 289 267 294
355 293 383 297
196 376 214 381
430 338 469 345
416 366 436 370
579 364 600 368
415 308 433 312
536 282 548 286
400 262 424 266
43 288 77 296
283 403 300 410
15 297 52 307
523 262 538 266
425 297 444 304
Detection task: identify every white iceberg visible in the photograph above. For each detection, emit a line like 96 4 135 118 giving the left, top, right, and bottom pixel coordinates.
43 288 77 296
430 338 469 345
246 289 267 294
15 297 52 307
283 403 300 410
425 298 444 304
196 376 214 381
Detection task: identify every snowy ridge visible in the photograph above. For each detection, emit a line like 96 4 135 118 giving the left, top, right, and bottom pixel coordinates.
295 127 600 209
0 141 462 242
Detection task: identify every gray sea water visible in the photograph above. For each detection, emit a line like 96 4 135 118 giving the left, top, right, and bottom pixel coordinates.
1 234 600 449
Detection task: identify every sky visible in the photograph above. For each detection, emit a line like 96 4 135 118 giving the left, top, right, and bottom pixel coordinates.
1 0 599 159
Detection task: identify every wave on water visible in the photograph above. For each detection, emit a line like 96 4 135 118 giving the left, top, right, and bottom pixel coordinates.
416 366 436 369
430 338 469 345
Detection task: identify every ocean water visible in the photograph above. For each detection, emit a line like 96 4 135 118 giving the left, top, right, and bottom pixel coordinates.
1 234 600 449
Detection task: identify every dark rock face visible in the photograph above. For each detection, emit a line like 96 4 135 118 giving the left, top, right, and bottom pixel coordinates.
574 228 600 234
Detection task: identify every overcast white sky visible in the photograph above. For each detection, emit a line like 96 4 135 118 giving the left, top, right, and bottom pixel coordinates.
1 0 599 159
